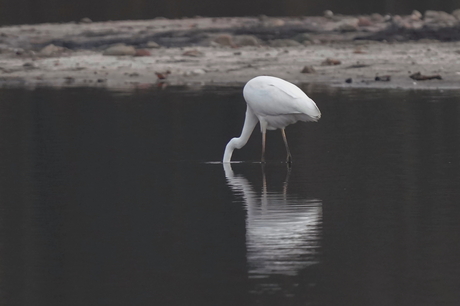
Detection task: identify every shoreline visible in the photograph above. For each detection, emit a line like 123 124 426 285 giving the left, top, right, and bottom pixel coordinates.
0 14 459 90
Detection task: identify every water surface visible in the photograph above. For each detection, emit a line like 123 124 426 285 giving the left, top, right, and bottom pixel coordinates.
0 85 459 306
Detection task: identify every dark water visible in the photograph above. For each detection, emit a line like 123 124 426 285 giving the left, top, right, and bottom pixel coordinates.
1 0 460 25
0 85 460 306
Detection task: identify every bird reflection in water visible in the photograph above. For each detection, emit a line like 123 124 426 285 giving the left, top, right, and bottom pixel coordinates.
223 163 322 296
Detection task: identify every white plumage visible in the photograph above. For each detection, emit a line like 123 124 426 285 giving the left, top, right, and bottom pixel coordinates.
223 76 321 163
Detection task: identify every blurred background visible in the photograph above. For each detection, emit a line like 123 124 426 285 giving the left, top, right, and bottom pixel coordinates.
2 0 460 25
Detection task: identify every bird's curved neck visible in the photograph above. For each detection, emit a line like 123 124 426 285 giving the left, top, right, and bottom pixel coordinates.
223 106 258 162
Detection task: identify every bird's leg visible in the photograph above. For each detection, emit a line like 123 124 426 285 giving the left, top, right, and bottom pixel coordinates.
259 120 268 163
261 131 266 163
283 164 292 197
281 129 292 164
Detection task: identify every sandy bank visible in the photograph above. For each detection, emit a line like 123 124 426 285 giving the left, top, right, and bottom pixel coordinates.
0 14 459 90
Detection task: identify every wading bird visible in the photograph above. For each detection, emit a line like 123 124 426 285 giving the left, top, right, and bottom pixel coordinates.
223 76 321 163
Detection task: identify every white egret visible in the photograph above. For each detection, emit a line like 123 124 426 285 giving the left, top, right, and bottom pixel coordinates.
223 76 321 163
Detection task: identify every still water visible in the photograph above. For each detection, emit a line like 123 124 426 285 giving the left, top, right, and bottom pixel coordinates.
0 85 460 306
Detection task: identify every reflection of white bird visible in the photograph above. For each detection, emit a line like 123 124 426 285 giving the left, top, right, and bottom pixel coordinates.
223 76 321 163
223 163 322 279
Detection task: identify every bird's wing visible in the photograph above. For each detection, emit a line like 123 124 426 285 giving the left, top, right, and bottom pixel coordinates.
268 79 321 118
245 81 297 113
267 82 302 100
244 76 320 118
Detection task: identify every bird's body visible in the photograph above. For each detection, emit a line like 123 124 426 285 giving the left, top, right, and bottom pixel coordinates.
243 76 321 130
223 76 321 163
